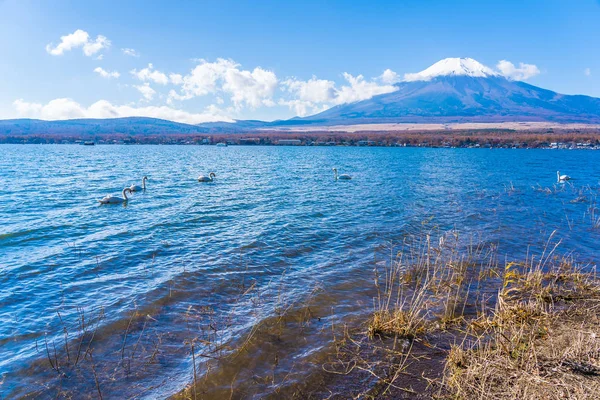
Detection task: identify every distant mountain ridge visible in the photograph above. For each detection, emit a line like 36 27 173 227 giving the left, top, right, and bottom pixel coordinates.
2 58 600 135
0 117 213 136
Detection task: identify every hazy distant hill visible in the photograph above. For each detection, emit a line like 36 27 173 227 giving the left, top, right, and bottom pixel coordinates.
0 117 212 136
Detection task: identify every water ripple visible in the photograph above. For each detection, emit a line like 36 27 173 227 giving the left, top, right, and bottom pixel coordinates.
1 145 599 396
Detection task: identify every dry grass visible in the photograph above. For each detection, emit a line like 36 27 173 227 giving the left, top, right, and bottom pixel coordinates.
368 232 495 338
441 247 600 399
359 231 600 399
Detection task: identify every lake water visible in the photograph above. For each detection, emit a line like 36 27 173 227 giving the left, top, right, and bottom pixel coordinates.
1 144 599 398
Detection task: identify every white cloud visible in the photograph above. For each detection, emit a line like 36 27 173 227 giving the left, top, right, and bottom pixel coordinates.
13 99 43 116
222 65 278 108
176 59 232 97
169 73 184 85
130 63 169 85
166 89 192 104
45 30 89 55
46 29 110 56
94 67 120 79
585 68 591 76
334 73 397 104
122 48 140 57
83 35 110 56
380 68 400 84
14 98 86 120
277 99 327 117
279 76 337 116
134 83 156 101
281 76 336 103
496 60 540 81
279 72 397 116
13 98 233 124
169 58 278 109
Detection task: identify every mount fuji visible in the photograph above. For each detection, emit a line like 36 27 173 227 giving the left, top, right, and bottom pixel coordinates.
403 57 500 81
280 57 600 126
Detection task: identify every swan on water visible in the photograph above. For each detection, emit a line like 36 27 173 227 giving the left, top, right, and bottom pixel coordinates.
99 188 132 204
198 172 216 182
130 176 148 192
333 168 351 180
557 171 571 182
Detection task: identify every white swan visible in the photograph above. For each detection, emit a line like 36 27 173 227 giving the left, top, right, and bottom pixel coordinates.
99 188 132 204
557 171 571 182
333 168 351 180
198 172 216 182
129 176 148 192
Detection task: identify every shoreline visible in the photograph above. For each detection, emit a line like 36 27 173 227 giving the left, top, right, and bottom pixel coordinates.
4 228 599 399
1 134 600 150
2 122 600 148
170 232 600 399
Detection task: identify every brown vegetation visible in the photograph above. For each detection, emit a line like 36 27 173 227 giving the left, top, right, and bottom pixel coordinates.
2 128 600 148
443 256 600 399
329 232 600 399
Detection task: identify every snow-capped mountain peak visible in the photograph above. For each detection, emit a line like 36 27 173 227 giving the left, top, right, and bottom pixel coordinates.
403 57 499 82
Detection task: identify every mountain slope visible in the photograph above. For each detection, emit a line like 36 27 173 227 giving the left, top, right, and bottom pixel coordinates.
298 75 600 125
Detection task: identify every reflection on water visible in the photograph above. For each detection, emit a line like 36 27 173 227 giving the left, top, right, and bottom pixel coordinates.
0 145 599 397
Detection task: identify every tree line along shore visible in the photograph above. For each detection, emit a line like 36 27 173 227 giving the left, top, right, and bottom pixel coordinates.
2 129 600 149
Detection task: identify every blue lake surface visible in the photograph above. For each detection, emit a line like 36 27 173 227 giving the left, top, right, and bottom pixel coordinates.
0 144 599 397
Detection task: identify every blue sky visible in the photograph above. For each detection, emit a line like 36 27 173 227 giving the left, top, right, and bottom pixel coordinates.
0 0 599 123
